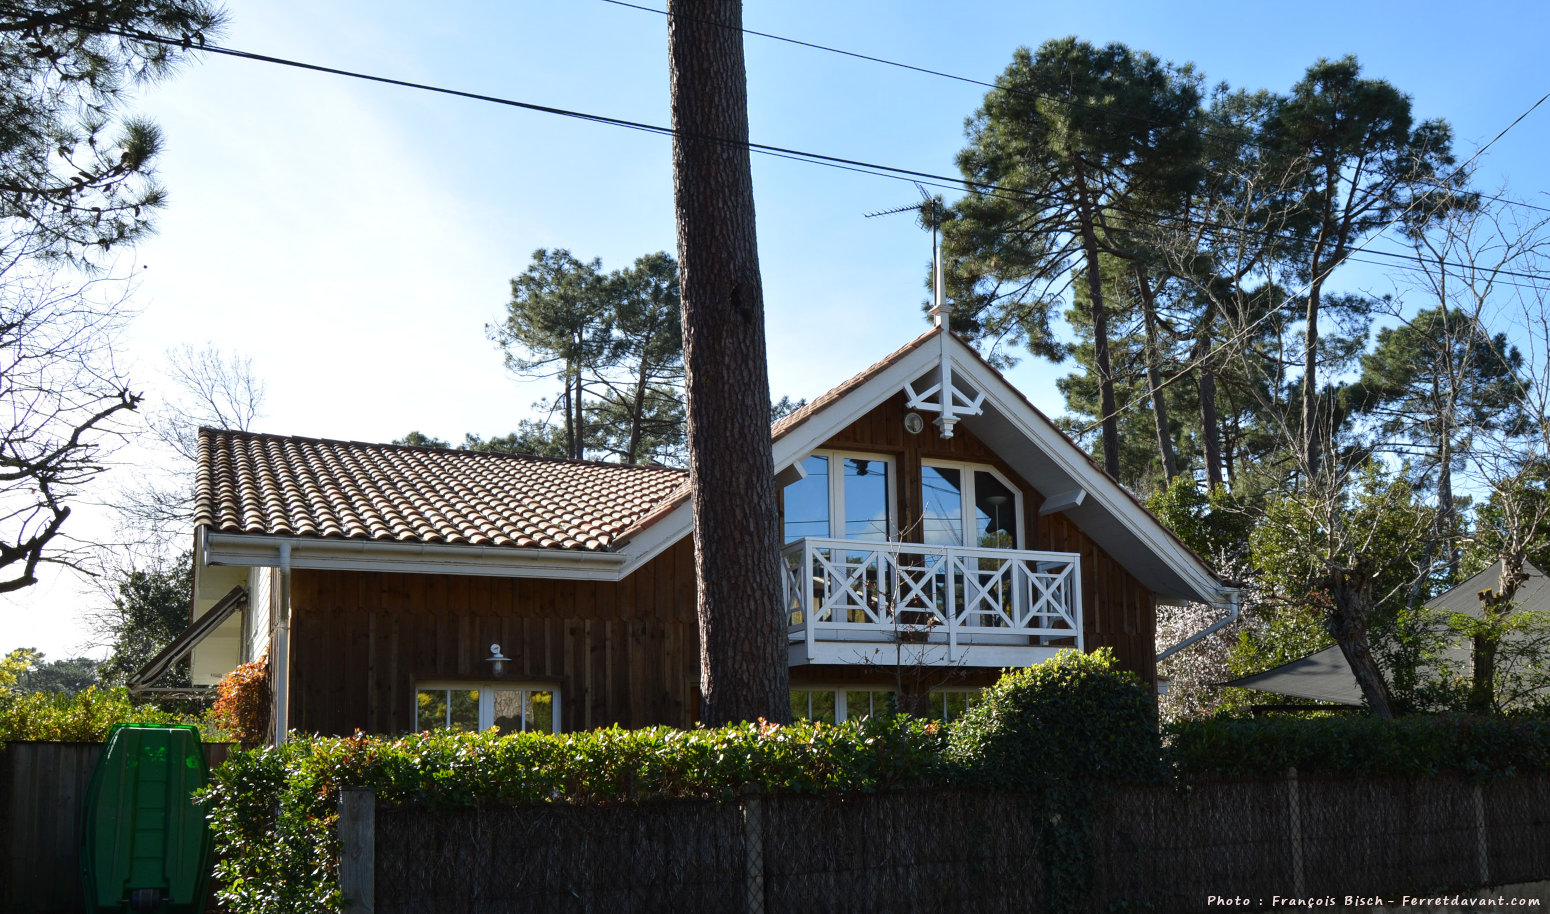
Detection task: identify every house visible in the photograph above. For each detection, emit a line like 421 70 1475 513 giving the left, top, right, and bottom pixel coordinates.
143 326 1239 739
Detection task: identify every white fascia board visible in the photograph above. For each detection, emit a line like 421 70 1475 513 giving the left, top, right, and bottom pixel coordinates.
614 503 693 578
202 531 627 581
790 640 1066 668
773 346 940 471
945 342 1237 609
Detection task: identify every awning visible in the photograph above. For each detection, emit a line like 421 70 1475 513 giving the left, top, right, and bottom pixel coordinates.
127 585 247 698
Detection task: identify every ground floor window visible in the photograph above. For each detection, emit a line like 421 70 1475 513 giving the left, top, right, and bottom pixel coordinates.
790 688 895 723
925 690 982 722
416 683 559 733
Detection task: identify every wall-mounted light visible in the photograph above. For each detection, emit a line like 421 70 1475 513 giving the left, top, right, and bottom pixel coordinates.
484 643 510 678
903 411 925 435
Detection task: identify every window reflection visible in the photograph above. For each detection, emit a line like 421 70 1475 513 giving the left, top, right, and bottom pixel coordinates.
923 464 1021 549
843 458 889 541
975 470 1017 549
921 465 964 546
416 686 557 733
491 688 555 733
783 454 891 543
783 455 830 543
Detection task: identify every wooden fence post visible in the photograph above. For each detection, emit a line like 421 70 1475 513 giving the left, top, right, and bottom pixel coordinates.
1287 767 1304 898
1474 781 1490 888
339 787 375 914
741 785 765 914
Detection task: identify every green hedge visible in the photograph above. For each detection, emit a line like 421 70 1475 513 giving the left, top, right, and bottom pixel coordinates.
201 715 945 914
1168 714 1550 778
0 686 214 742
196 649 1550 914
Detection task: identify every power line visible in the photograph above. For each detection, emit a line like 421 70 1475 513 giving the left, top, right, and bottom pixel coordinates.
598 0 1550 219
21 6 1549 290
23 7 1549 460
1 10 1063 208
70 19 1550 291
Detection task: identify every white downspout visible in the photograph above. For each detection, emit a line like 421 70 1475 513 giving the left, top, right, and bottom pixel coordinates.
1155 590 1241 664
273 543 293 745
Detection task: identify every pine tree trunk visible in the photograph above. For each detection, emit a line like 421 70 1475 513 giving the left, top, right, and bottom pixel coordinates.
1471 555 1527 713
628 368 648 464
1437 410 1458 580
1189 299 1223 490
572 369 585 459
667 0 789 726
1071 175 1119 478
1135 269 1177 482
1301 272 1322 477
561 377 576 459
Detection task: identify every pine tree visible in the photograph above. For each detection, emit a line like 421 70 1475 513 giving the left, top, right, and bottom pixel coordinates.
667 0 789 725
943 37 1203 477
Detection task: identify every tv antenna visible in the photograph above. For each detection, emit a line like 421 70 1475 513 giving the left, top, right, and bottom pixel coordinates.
866 184 946 326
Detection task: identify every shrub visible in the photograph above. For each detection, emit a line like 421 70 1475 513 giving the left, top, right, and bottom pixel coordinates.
945 647 1165 789
0 685 204 742
211 652 270 746
1168 713 1550 779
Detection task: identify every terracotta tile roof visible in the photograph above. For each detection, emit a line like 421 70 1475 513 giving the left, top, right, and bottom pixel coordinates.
195 429 688 552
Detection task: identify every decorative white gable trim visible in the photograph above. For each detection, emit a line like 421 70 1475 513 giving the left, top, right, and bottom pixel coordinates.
902 324 985 438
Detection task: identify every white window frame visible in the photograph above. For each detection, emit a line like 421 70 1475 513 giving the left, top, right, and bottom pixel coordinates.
925 687 984 722
920 460 1024 549
787 451 899 543
790 686 897 723
415 681 562 733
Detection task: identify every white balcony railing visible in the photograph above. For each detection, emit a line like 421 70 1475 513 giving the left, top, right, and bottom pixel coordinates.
780 537 1083 666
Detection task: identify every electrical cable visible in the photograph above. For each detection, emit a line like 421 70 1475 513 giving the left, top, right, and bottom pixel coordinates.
598 0 1550 218
17 11 1548 288
16 7 1550 433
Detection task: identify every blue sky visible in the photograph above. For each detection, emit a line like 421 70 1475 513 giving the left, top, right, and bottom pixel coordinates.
4 0 1548 658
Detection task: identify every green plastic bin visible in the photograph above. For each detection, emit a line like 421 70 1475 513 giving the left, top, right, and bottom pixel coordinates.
80 724 214 913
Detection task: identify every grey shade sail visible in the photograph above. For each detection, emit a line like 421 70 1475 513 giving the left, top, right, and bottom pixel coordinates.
1221 560 1545 706
1224 644 1366 706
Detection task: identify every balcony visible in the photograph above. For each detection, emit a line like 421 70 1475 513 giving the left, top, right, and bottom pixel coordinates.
781 537 1084 667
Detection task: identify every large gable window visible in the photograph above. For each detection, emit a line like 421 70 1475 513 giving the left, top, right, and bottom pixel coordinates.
416 683 559 733
783 453 894 544
921 462 1022 549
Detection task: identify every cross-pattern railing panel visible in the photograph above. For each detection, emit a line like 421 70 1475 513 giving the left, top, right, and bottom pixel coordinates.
781 538 1082 660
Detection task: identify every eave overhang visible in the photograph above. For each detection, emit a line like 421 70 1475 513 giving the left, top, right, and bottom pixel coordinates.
200 527 630 581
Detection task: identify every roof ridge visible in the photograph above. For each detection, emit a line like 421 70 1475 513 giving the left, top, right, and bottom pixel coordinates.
197 427 687 474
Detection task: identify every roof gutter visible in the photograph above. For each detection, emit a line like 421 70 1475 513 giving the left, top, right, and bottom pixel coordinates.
1155 589 1242 664
202 531 630 580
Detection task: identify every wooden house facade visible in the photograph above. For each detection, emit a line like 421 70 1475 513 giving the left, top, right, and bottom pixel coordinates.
162 328 1237 739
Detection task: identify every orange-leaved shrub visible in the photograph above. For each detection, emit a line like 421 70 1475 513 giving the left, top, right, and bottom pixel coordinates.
212 652 270 746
